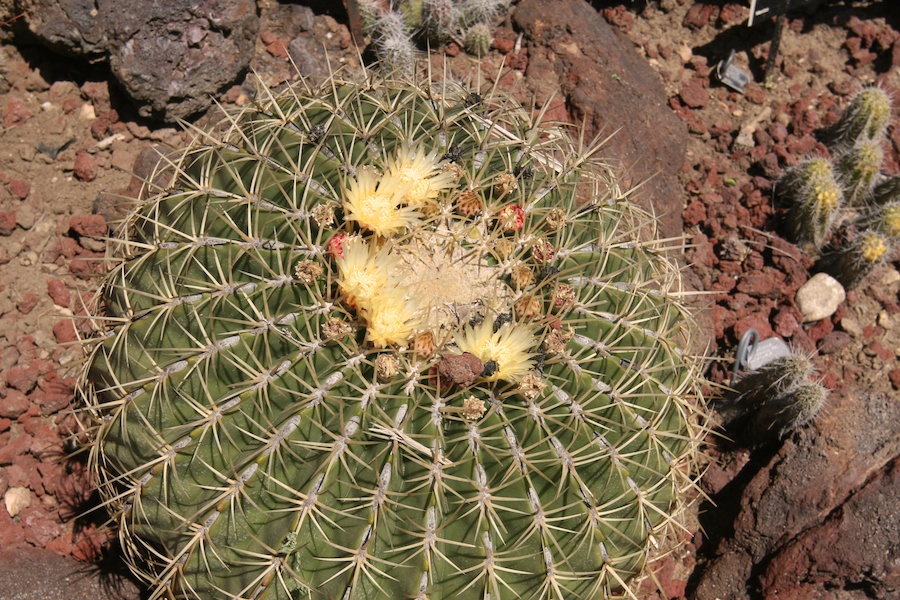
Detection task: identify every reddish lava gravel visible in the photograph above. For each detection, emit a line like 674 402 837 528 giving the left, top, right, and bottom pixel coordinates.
0 1 898 599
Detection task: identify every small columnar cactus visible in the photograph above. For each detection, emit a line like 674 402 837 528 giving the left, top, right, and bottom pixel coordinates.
82 68 706 599
829 86 892 150
725 352 827 443
779 157 843 252
361 0 512 70
835 138 884 207
422 0 457 40
372 10 419 75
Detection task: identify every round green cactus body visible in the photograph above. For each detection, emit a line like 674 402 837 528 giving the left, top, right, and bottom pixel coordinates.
463 22 493 56
83 69 706 600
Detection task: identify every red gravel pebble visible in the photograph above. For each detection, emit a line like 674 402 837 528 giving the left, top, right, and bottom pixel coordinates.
36 372 74 415
680 78 709 109
768 121 789 143
5 364 40 393
683 3 718 29
81 80 111 112
818 331 853 354
683 200 707 227
734 312 774 341
17 293 39 314
73 152 98 182
773 306 801 337
0 389 29 419
8 178 30 199
0 432 31 466
890 369 900 390
2 98 31 127
47 279 71 307
807 317 835 344
69 252 106 277
266 39 288 59
744 83 766 105
492 34 515 54
868 340 894 362
718 3 747 26
68 214 107 238
0 210 16 235
736 271 778 298
52 319 78 344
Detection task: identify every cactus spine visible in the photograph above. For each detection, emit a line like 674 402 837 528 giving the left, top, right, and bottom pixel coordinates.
82 68 706 599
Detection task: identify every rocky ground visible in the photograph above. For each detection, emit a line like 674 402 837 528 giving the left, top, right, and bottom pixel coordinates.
0 0 897 598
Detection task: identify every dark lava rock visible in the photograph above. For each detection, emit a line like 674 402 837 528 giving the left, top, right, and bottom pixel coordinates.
692 388 900 599
513 0 689 240
759 457 900 598
25 0 259 121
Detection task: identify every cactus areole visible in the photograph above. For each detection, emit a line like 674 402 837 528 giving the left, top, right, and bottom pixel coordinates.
83 69 706 599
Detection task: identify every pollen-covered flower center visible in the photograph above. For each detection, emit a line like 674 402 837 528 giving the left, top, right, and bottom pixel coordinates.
331 146 546 382
395 230 510 331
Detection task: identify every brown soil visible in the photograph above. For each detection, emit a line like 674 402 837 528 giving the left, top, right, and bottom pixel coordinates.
0 1 897 598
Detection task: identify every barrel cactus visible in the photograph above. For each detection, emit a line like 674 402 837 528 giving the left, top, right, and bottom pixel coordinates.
81 67 707 599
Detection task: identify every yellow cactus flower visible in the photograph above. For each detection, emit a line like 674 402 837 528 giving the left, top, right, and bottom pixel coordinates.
363 290 420 347
335 237 399 305
343 167 420 236
387 145 458 206
455 319 535 382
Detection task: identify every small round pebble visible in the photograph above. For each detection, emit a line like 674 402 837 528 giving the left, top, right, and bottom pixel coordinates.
795 272 846 322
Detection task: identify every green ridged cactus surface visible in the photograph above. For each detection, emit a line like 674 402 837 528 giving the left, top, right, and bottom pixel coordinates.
82 69 706 600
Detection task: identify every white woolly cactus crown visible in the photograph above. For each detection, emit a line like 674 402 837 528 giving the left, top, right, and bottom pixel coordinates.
82 64 708 600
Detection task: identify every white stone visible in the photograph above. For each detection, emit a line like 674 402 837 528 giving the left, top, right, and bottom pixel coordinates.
840 315 863 338
4 487 31 518
879 267 900 286
795 273 845 322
